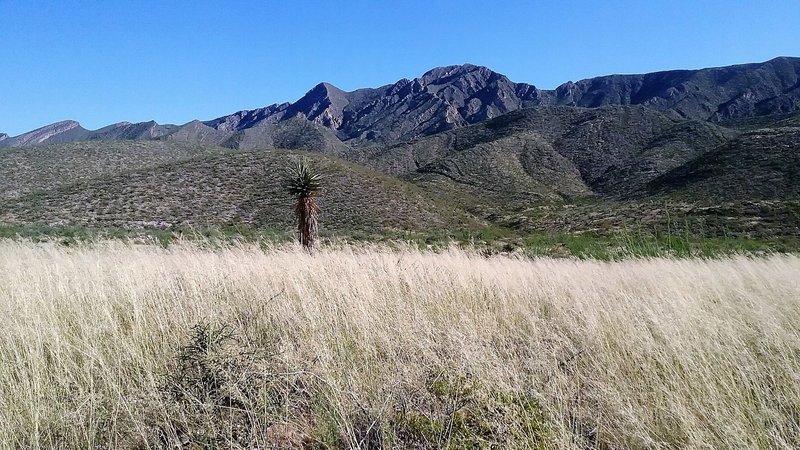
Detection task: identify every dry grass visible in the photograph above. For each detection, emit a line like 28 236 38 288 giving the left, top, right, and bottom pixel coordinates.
0 241 798 449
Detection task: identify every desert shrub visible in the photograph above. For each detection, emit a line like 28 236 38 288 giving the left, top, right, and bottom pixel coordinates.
386 370 552 449
150 321 315 449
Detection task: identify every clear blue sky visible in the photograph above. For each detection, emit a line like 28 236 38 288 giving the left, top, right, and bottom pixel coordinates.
1 0 799 135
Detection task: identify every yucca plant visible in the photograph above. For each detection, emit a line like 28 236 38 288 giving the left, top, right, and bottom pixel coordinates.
285 160 323 250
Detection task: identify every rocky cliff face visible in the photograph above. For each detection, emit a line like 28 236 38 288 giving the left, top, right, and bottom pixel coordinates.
3 57 799 149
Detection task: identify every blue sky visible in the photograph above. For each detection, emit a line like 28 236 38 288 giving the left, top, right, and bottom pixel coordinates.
1 1 799 135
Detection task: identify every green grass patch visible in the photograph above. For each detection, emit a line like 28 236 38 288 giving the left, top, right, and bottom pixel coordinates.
1 222 798 259
520 230 800 260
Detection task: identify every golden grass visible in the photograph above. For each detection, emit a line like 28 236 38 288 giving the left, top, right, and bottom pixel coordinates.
0 241 798 449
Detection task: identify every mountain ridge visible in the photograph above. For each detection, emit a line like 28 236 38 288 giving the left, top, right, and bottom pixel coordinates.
3 56 798 150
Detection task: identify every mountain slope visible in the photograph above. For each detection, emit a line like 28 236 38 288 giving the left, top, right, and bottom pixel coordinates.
0 140 234 200
644 127 800 201
220 118 352 156
0 144 470 232
0 109 797 239
352 105 735 214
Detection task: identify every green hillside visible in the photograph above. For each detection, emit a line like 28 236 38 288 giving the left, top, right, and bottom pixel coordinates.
0 140 233 200
0 143 470 233
646 127 800 201
355 106 736 215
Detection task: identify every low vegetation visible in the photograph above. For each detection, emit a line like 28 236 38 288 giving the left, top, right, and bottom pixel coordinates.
0 146 469 233
2 221 799 260
1 241 798 448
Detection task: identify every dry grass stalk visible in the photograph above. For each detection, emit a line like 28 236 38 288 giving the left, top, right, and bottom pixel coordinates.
0 241 797 448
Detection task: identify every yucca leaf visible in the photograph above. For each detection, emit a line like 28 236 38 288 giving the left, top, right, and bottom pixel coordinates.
284 161 323 197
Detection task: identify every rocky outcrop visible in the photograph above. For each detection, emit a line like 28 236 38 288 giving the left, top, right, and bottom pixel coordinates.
92 121 177 140
202 103 290 132
0 120 90 148
282 83 350 131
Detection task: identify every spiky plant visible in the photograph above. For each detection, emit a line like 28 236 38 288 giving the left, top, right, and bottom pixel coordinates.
285 160 322 250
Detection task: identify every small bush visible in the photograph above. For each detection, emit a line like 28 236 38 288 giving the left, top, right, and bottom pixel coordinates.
152 322 314 449
388 371 552 449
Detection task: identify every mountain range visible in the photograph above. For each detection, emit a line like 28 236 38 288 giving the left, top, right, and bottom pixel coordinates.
2 56 799 149
0 57 799 240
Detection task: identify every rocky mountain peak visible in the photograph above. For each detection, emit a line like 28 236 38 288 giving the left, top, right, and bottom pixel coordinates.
420 64 498 87
300 82 349 106
49 120 81 130
313 82 344 94
0 133 7 142
197 57 800 145
284 82 350 129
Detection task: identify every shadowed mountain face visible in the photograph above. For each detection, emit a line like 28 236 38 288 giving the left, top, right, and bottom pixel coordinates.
644 125 800 201
3 57 798 149
348 105 737 213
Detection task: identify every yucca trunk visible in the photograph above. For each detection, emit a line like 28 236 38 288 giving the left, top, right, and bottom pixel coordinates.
295 193 320 249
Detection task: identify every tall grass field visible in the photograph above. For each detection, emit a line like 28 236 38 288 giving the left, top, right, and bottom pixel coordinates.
0 241 798 449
